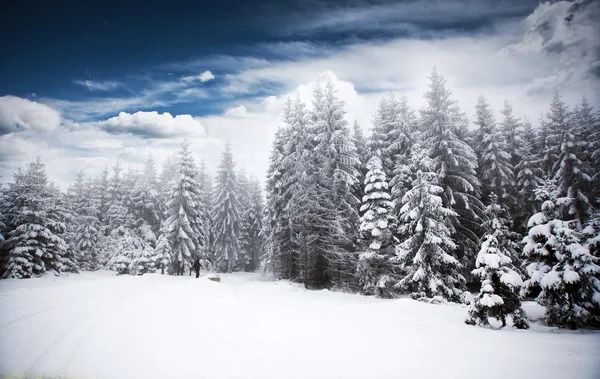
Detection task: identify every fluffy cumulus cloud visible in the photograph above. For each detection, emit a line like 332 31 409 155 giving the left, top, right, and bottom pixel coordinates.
199 70 215 82
0 95 62 135
96 111 206 139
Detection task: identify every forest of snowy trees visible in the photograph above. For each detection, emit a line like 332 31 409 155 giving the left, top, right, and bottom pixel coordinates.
1 69 599 329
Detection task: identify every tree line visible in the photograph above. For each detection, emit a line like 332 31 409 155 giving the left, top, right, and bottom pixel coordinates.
261 69 600 329
1 68 599 329
0 141 264 278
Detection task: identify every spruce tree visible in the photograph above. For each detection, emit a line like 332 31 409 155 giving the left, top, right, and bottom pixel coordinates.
357 155 396 297
514 136 544 232
262 126 288 275
276 98 312 281
165 141 206 275
212 142 242 273
240 176 264 272
553 124 592 228
198 160 214 264
542 91 571 177
312 80 361 285
465 193 528 329
351 120 368 223
473 95 515 206
130 156 161 233
420 68 484 271
500 100 524 169
71 171 101 271
522 180 600 328
395 153 464 302
1 158 74 278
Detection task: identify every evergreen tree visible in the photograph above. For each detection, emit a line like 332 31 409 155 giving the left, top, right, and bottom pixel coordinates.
500 100 524 169
71 171 101 271
553 122 592 228
94 166 110 226
240 176 264 272
351 120 369 220
274 98 312 281
1 159 75 278
212 142 242 273
261 126 288 275
394 153 464 302
198 160 214 264
165 141 206 275
312 80 361 287
465 193 528 329
522 180 600 328
130 156 161 233
473 95 515 205
107 225 144 275
103 161 131 235
369 94 416 180
357 155 396 297
154 222 172 275
129 244 156 275
420 68 484 272
515 133 544 231
542 91 571 177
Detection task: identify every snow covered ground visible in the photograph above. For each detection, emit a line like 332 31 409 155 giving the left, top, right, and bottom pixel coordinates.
0 272 598 379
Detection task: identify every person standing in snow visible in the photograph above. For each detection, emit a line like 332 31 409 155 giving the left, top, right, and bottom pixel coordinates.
193 258 201 278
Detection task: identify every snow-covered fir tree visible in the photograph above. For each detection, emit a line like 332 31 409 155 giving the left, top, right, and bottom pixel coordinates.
357 155 396 297
312 80 361 287
420 68 484 272
103 161 130 235
514 135 544 232
273 98 312 281
465 193 528 329
500 100 524 169
522 180 600 328
369 94 416 180
541 91 571 177
1 158 75 278
212 142 242 273
394 153 464 302
351 120 369 225
130 156 161 233
70 171 101 271
198 160 214 263
93 166 110 226
154 222 172 275
553 121 592 228
473 95 515 206
164 141 206 275
261 126 288 274
239 176 264 272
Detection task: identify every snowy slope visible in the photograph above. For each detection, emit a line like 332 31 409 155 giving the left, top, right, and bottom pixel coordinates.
0 272 598 379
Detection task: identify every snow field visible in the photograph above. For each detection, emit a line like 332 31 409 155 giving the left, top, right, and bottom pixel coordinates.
0 271 599 379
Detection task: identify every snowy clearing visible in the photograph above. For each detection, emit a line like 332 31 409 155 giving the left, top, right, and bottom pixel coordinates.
0 272 599 379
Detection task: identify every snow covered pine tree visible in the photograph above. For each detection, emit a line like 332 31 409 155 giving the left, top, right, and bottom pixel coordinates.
522 180 600 328
466 193 528 329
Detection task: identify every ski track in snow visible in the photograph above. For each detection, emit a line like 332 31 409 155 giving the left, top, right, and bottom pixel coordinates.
1 272 599 379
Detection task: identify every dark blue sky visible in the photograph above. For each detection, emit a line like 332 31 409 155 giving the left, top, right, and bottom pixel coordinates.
0 0 540 118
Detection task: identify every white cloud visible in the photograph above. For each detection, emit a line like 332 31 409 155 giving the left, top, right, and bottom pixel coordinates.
199 70 215 82
224 105 249 118
73 79 121 91
0 95 62 135
503 0 600 94
44 72 213 120
96 111 206 139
